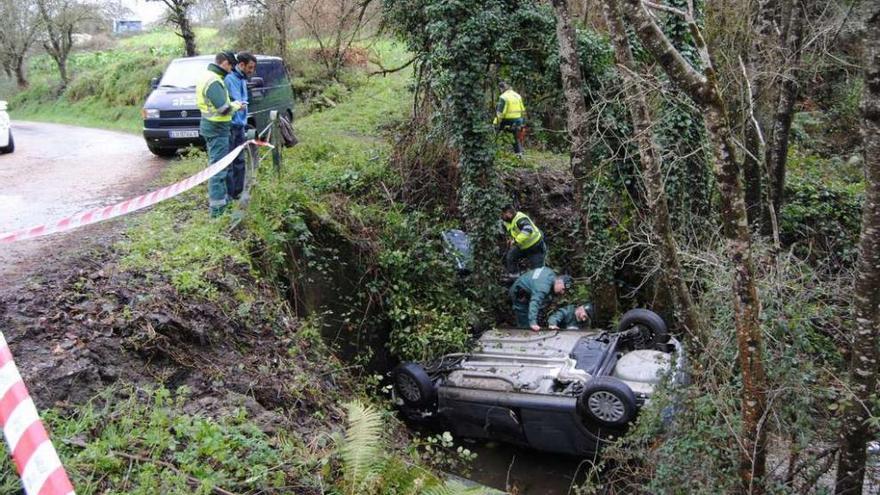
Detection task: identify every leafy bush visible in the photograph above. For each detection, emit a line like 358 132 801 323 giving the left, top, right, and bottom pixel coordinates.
780 150 864 266
0 387 316 494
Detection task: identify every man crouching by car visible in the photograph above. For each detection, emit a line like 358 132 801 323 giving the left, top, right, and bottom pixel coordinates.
510 267 572 331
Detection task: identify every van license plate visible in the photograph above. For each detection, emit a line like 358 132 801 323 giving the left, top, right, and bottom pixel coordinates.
169 130 199 138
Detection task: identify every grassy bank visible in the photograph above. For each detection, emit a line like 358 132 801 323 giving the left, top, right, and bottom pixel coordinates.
1 28 223 133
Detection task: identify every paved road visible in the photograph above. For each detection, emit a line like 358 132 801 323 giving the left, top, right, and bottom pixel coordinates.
0 121 165 285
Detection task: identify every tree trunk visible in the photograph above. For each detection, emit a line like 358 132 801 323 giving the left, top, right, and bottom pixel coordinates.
619 1 768 492
179 9 198 57
743 120 763 227
13 56 27 88
550 0 592 242
602 0 705 348
56 56 68 87
764 1 804 233
834 7 880 494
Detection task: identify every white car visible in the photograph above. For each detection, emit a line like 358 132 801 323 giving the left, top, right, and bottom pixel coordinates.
0 101 13 154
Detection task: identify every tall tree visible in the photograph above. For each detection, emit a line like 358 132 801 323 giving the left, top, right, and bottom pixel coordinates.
0 0 41 88
549 0 593 242
764 0 805 233
295 0 378 80
36 0 92 89
150 0 198 57
384 0 508 306
834 6 880 494
601 0 705 348
619 0 768 492
247 0 296 63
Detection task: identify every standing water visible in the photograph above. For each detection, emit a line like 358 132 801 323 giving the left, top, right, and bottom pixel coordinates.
454 440 594 494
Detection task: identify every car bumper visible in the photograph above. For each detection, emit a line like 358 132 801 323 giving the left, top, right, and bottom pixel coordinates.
0 124 9 148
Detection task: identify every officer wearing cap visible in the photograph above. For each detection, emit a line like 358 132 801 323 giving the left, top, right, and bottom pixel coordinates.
196 51 246 217
509 267 573 331
548 302 596 330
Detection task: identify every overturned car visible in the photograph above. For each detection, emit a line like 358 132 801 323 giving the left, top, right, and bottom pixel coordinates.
391 309 686 456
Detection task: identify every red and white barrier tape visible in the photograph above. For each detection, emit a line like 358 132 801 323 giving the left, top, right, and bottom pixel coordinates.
0 333 75 495
0 140 271 244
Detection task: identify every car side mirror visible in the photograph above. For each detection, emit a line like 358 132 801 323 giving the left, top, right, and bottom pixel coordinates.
150 76 159 89
247 76 265 88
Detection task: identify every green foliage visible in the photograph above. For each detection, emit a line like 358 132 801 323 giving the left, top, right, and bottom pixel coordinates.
493 3 615 149
594 241 849 493
375 212 475 361
333 401 492 494
780 150 864 266
384 0 509 308
6 29 226 133
0 386 314 494
340 400 385 494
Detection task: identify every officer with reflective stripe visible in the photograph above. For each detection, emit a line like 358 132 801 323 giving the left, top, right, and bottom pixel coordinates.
501 204 547 275
493 81 526 158
197 51 245 217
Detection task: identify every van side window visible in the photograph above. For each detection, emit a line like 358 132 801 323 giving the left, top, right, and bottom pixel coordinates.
256 61 285 87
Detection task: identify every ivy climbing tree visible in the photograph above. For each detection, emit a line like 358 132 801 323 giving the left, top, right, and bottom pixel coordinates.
383 0 515 306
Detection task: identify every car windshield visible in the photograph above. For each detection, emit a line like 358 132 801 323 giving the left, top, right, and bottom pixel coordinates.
159 59 210 89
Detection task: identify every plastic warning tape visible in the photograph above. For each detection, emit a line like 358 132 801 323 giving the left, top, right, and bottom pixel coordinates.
0 333 75 495
0 140 271 244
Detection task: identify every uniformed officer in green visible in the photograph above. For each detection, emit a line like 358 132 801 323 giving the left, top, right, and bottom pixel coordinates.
509 267 572 331
548 303 595 330
197 52 245 217
493 81 526 158
501 204 546 275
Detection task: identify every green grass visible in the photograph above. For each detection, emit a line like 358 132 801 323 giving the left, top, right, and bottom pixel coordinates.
4 28 226 133
12 99 144 133
0 387 318 494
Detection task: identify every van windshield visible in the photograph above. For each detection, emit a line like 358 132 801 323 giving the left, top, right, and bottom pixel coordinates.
159 59 211 89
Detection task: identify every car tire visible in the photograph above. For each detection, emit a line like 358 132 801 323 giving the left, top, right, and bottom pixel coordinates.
0 131 13 154
617 308 670 346
577 377 638 428
147 143 178 158
392 363 436 408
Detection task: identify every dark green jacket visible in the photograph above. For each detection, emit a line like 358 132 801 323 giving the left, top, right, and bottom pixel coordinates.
510 267 557 326
548 305 580 329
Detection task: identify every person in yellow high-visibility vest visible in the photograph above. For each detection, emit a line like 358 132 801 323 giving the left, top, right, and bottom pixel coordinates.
493 81 526 158
501 204 546 275
196 51 246 217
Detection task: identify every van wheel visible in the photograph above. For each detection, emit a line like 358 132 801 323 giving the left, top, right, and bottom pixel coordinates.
392 363 436 408
577 377 637 428
147 143 177 158
618 308 669 346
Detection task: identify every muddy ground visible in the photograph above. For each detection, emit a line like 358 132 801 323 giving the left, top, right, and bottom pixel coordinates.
0 122 347 439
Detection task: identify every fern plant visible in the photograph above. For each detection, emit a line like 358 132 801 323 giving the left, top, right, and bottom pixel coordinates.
340 400 385 494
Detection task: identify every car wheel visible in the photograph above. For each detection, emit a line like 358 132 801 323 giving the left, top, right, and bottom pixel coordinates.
392 363 436 408
0 131 13 154
618 308 670 346
147 143 178 158
577 377 637 428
